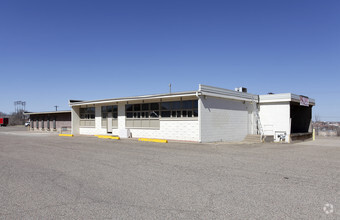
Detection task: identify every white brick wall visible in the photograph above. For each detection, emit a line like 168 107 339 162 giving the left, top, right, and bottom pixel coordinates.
200 96 252 142
129 120 199 141
77 102 199 141
259 102 290 142
79 121 198 141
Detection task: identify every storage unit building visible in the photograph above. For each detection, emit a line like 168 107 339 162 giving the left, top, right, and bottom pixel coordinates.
24 111 71 132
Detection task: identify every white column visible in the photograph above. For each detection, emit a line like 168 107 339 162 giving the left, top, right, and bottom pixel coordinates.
71 106 80 135
118 102 131 138
198 97 202 143
95 105 101 130
118 103 126 129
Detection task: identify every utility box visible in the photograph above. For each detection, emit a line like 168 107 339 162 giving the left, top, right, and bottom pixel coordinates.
119 129 131 138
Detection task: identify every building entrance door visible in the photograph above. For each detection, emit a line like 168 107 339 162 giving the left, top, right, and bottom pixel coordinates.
107 113 113 133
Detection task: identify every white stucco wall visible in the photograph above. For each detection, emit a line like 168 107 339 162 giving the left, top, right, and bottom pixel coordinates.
259 102 291 142
129 119 199 142
200 96 252 142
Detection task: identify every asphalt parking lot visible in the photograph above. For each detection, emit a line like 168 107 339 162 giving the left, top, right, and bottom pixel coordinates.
0 127 339 219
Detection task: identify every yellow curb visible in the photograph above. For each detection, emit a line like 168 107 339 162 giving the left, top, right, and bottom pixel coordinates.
59 134 74 137
97 135 120 140
138 138 168 143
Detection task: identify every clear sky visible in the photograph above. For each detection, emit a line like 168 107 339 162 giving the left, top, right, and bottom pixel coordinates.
1 0 339 121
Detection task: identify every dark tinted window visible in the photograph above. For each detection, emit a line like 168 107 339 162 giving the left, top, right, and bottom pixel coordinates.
142 104 149 110
134 104 141 111
150 103 159 110
150 111 159 118
161 102 171 110
172 101 181 110
126 104 133 111
193 100 198 108
161 111 171 117
182 101 192 109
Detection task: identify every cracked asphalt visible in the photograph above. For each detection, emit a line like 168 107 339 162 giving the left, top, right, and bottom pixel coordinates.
0 126 339 219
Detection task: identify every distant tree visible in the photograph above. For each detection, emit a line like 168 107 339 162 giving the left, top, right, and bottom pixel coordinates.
8 110 26 126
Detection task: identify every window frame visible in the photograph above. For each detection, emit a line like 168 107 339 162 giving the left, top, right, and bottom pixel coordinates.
80 107 95 120
125 100 198 121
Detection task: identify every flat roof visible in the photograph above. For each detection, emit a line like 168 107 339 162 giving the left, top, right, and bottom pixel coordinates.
69 91 198 106
24 110 71 115
68 84 315 107
69 84 261 107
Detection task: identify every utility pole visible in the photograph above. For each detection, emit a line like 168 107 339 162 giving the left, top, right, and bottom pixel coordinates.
169 83 172 94
54 106 59 111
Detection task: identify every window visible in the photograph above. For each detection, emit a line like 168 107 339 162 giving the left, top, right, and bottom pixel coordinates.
142 103 149 111
101 105 118 119
150 103 159 110
180 100 198 118
126 103 158 119
126 104 133 111
80 107 95 119
161 102 171 110
125 100 198 119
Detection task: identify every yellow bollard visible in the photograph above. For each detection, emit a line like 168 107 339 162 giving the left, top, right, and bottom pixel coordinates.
313 128 315 141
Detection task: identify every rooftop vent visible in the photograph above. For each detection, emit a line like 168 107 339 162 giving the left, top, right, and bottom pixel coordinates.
235 87 247 93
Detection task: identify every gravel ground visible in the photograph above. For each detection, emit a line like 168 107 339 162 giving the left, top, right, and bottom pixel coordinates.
0 126 339 219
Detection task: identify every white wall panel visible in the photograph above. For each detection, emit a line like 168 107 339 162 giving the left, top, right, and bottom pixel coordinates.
259 102 290 142
200 96 251 142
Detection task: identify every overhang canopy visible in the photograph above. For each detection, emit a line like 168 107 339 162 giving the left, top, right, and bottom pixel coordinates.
259 93 315 106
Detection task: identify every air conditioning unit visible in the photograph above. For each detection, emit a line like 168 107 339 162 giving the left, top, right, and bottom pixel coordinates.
235 87 247 93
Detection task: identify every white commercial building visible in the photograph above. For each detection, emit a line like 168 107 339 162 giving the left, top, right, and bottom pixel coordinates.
69 85 315 143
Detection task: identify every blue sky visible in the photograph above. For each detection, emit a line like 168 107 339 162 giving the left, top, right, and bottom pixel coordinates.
1 0 339 121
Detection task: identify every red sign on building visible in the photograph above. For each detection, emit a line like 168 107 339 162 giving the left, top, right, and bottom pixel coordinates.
300 96 309 106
